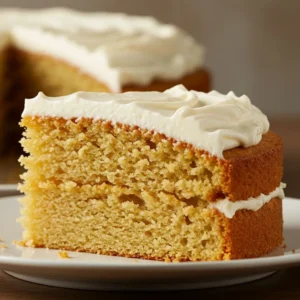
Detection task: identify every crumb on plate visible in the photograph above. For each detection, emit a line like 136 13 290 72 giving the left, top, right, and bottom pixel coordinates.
292 249 296 254
58 250 70 259
1 243 7 249
13 240 35 247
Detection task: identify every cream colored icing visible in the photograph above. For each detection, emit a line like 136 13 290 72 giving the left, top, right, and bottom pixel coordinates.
0 7 204 91
210 183 286 218
22 84 269 158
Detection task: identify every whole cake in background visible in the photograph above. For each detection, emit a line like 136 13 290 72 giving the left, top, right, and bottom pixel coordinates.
19 85 285 262
0 7 210 154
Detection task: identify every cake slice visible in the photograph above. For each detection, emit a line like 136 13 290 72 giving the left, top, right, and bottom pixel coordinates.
19 85 284 261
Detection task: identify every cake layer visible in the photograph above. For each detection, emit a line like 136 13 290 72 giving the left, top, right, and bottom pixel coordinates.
19 179 283 261
219 197 283 259
20 116 282 202
19 182 223 261
21 85 269 158
7 47 111 97
223 130 283 201
9 47 209 96
20 117 221 202
0 7 204 91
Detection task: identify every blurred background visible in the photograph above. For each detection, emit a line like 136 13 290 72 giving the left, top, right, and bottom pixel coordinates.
0 0 299 197
1 0 300 116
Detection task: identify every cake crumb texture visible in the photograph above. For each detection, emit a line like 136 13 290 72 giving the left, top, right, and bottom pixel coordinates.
20 117 282 202
19 181 225 261
58 250 70 259
18 116 283 261
220 197 283 259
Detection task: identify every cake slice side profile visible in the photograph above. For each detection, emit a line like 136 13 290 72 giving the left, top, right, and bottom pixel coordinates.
18 85 284 261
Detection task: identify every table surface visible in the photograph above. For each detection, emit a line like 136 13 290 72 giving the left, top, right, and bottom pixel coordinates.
0 117 299 299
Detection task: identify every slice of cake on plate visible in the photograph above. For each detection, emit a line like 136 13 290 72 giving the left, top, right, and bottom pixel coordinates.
18 85 285 261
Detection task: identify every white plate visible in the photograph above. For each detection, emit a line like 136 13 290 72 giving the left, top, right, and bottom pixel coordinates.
0 184 19 197
0 184 18 191
0 196 300 291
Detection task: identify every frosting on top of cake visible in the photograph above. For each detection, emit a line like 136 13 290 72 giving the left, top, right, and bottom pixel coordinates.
0 7 203 91
22 85 269 158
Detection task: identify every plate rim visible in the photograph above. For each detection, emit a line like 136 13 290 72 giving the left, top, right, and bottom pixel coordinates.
0 195 300 271
0 184 18 191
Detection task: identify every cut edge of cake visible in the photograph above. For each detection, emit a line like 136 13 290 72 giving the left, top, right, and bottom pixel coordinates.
17 87 285 262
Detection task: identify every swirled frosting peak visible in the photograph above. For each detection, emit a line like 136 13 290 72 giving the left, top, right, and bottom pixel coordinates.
22 85 270 158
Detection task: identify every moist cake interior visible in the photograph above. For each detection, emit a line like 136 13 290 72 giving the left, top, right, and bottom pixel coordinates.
19 116 283 261
20 117 226 261
18 86 284 261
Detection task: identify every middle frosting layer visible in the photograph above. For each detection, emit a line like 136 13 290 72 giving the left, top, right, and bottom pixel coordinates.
210 183 286 218
22 85 269 158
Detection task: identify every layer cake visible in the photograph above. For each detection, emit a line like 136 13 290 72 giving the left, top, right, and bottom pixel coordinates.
19 85 284 261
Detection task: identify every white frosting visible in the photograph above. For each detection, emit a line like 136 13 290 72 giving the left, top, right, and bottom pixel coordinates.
211 183 286 218
22 85 269 158
0 7 203 91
